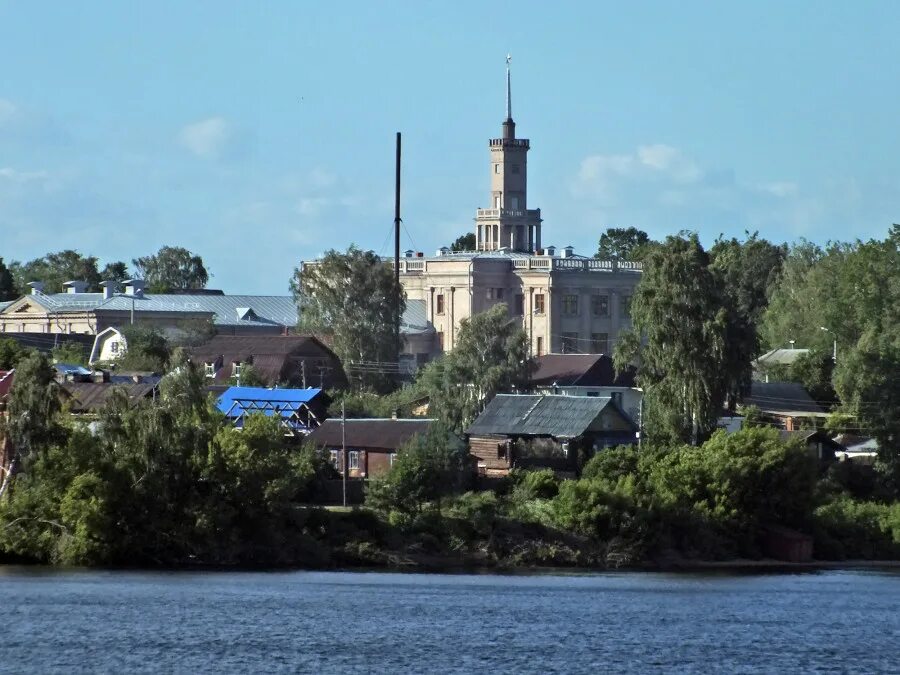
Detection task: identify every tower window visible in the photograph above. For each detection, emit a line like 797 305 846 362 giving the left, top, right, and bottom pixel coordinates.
494 196 501 208
436 294 445 315
494 164 500 174
510 196 519 210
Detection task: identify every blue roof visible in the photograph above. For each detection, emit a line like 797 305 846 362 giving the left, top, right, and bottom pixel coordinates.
54 363 93 376
216 386 323 418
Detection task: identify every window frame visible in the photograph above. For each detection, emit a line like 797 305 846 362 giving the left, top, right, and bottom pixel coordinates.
591 294 610 318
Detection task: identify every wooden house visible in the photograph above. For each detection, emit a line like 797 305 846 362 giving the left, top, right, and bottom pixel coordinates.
466 394 637 477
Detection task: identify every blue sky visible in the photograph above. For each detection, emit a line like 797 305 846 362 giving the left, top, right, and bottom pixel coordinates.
1 1 898 294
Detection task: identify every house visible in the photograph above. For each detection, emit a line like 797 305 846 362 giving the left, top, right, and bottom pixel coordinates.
89 327 127 364
833 434 879 464
743 381 829 430
186 334 346 389
215 386 328 436
779 430 843 462
530 353 641 424
61 381 158 415
305 418 438 479
753 347 810 380
466 394 637 477
0 279 298 337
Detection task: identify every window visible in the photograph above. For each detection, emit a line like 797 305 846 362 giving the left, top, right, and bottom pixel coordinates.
621 296 632 318
437 332 445 350
590 332 609 354
496 288 504 300
436 293 445 315
514 294 524 315
510 196 519 210
232 362 242 378
348 451 360 470
329 450 340 471
511 164 520 174
591 294 609 317
110 341 119 354
561 332 579 354
494 163 500 174
494 195 501 208
536 336 544 356
562 294 578 316
204 362 215 378
389 453 396 467
533 293 545 314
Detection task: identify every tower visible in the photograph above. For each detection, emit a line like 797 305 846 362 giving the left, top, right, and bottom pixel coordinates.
475 55 542 252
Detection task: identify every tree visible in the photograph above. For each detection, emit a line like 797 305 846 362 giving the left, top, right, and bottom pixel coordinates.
132 246 209 292
596 227 652 261
418 303 532 433
710 232 786 409
0 351 62 497
615 234 728 445
365 422 470 517
450 232 476 252
100 261 130 284
0 338 26 369
9 250 102 294
51 341 88 366
291 246 404 392
0 257 17 301
115 325 170 372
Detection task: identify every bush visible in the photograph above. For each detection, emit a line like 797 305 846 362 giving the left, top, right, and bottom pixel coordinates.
813 498 900 559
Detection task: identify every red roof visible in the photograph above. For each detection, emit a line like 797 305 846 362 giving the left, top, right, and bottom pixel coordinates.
0 370 14 400
531 354 635 388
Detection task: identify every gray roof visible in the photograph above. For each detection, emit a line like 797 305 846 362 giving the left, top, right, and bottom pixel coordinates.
12 292 298 328
744 381 826 415
754 348 810 368
467 394 622 438
0 301 12 312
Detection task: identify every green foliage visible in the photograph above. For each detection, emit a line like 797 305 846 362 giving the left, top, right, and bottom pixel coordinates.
51 341 88 367
0 256 17 301
813 498 900 559
229 363 267 387
615 234 729 445
132 246 209 292
450 232 476 252
291 246 404 393
510 468 559 500
172 318 217 348
115 325 170 372
100 261 130 284
0 337 27 369
9 250 102 294
595 227 653 261
328 386 425 419
365 423 470 518
418 303 532 433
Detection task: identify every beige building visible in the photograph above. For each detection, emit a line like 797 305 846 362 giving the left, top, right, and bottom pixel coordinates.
396 60 642 362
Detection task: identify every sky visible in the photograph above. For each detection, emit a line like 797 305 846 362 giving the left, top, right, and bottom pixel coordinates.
1 1 898 294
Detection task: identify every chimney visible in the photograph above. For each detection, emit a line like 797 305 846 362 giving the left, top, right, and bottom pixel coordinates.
27 281 44 295
404 249 414 258
416 251 424 258
123 279 145 299
99 280 117 300
63 280 89 294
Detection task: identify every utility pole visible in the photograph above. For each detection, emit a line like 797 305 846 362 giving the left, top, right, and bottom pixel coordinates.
394 131 402 372
301 360 307 388
341 400 347 508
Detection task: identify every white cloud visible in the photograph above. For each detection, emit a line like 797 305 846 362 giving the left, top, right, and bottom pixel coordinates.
178 117 232 159
0 167 49 183
0 99 17 125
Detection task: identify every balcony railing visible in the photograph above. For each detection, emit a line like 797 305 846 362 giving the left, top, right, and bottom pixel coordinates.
475 208 541 219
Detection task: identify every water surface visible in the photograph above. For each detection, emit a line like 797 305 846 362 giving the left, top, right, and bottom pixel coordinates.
2 567 898 673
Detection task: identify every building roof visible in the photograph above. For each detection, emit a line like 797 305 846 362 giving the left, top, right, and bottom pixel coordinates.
187 335 343 386
61 381 157 413
54 363 93 377
531 354 635 388
467 394 630 438
306 418 436 451
216 386 324 419
7 292 298 328
744 381 826 416
755 348 810 368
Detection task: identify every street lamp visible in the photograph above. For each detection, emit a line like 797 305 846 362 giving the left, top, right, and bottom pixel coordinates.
820 327 836 363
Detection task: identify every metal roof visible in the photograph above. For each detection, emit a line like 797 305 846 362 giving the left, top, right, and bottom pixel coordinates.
14 292 299 328
531 354 635 388
216 386 324 419
745 381 825 415
61 381 157 413
754 348 810 367
400 299 433 335
466 394 618 438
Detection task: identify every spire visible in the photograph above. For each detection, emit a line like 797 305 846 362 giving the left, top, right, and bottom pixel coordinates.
505 54 512 121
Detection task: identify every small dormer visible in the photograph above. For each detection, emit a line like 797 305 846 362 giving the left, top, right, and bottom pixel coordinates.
63 280 89 294
404 249 414 258
204 355 224 378
236 307 258 322
27 281 45 295
545 245 557 257
563 245 575 258
99 280 118 300
123 279 145 299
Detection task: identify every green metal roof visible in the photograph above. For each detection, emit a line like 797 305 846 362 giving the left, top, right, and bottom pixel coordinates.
466 394 618 438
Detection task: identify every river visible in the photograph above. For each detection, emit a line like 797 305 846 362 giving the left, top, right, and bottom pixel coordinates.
2 567 898 673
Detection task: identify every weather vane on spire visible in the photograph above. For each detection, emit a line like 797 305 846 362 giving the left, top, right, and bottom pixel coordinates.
505 53 512 121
